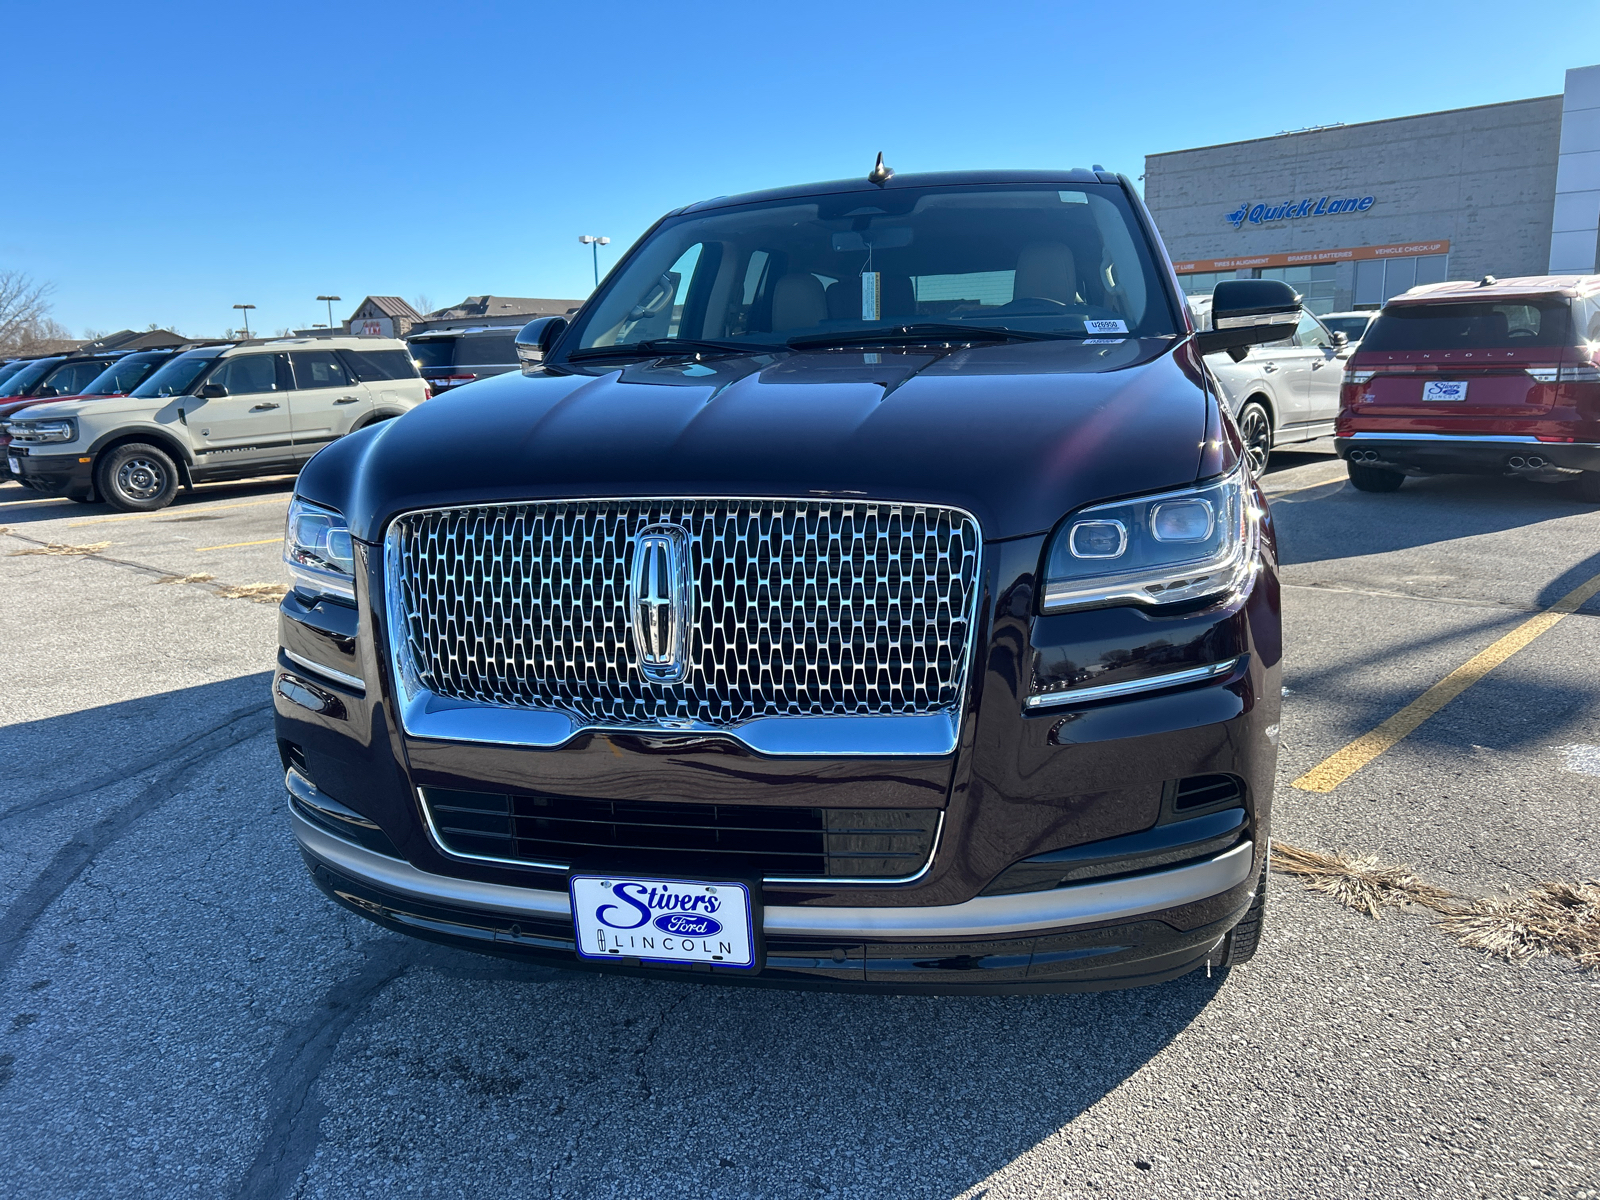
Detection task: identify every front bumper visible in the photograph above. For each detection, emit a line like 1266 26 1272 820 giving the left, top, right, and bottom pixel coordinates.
1336 433 1600 475
292 800 1257 993
7 447 94 496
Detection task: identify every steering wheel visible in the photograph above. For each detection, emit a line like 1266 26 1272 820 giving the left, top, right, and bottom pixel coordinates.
988 296 1071 316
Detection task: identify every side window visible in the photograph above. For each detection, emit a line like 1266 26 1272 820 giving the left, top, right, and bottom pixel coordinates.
339 349 420 381
1294 312 1329 348
290 350 355 390
210 353 280 394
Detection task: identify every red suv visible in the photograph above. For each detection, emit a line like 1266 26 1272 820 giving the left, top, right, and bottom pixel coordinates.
1335 275 1600 499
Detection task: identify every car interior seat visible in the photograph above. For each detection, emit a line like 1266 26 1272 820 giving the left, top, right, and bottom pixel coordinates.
770 274 827 331
1013 243 1079 304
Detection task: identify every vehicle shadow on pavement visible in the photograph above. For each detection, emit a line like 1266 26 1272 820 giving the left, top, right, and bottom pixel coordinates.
1272 474 1592 566
0 477 295 529
302 940 1232 1198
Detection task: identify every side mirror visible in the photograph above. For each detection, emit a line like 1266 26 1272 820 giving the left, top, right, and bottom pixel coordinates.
1194 279 1301 358
515 316 569 367
1330 330 1350 350
198 382 228 399
34 385 57 398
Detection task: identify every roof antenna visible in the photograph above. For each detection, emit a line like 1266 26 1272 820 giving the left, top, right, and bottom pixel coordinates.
1479 275 1497 287
868 151 894 187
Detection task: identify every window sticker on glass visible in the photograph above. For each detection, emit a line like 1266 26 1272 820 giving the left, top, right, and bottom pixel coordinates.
861 272 881 321
1085 319 1128 335
1059 191 1089 204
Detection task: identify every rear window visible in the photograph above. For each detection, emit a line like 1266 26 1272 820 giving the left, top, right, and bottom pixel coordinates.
1361 300 1573 352
408 339 455 370
340 348 420 381
454 332 518 366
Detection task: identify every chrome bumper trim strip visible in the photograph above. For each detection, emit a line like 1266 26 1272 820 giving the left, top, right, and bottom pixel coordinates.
290 808 1254 940
1342 433 1600 447
283 650 365 693
1025 657 1241 709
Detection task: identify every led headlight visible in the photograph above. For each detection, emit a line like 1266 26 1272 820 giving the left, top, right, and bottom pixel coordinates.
285 496 356 601
9 418 76 444
1042 463 1259 612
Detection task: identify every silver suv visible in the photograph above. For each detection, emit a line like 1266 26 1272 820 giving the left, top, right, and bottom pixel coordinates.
5 337 427 511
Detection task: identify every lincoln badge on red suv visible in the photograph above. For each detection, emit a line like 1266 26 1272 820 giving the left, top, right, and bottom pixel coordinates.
273 164 1300 993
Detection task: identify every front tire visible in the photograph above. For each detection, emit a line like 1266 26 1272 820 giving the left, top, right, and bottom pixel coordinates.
1347 462 1405 492
1236 401 1272 475
95 443 180 512
1218 867 1267 967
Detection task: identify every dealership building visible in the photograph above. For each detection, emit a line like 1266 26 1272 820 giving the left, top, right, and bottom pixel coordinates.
1143 63 1600 314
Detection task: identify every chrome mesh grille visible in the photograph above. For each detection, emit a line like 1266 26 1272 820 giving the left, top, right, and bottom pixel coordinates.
391 500 981 727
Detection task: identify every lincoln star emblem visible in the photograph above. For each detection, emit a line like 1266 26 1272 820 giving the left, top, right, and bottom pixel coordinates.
629 524 693 684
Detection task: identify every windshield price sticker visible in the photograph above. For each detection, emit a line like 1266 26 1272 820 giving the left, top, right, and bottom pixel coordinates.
1084 319 1128 335
1421 380 1468 402
571 875 756 968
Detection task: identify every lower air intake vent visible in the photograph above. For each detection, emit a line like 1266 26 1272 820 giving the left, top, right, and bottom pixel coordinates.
419 788 938 881
1170 774 1245 813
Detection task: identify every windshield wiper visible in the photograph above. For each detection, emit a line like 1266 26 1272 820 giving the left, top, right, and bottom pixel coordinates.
786 324 1075 350
567 337 784 361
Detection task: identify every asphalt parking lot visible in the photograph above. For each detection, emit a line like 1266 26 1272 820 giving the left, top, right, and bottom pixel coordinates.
2 449 1597 1200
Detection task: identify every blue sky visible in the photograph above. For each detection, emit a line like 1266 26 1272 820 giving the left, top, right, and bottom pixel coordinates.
5 1 1597 338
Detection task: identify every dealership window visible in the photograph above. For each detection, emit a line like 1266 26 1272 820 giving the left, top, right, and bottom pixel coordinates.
1254 265 1338 315
1177 270 1241 297
1354 254 1448 309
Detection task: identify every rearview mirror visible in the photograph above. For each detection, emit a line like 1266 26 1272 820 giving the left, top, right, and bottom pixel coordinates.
1195 279 1301 360
198 382 228 399
515 316 569 367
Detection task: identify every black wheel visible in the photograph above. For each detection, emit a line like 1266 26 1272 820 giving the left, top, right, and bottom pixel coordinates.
95 442 179 512
1575 472 1600 503
1236 401 1272 475
1218 866 1267 967
1347 462 1405 493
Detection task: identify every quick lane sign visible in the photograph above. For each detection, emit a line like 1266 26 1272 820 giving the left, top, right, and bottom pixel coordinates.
1226 195 1375 229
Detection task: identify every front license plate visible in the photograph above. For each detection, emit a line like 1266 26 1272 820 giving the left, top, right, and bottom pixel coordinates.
6 456 18 474
1421 380 1468 402
570 875 757 969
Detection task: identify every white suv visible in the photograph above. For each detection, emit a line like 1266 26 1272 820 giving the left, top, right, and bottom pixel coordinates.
5 337 427 511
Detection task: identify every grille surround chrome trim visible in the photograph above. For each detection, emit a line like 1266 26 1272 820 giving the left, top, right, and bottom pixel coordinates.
382 497 984 757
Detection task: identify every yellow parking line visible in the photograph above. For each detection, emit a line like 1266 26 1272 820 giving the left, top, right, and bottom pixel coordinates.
194 538 281 552
1292 568 1600 793
1263 471 1346 499
0 495 76 509
68 496 291 527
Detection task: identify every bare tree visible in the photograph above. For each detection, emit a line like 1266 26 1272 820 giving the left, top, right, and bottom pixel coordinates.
0 270 69 355
411 294 434 317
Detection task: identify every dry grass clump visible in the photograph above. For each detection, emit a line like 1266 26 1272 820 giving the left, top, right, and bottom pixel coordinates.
1271 842 1457 919
216 582 288 603
1439 880 1600 968
8 541 111 556
154 573 215 585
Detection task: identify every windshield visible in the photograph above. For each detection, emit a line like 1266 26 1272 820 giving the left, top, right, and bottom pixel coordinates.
81 352 168 396
1321 316 1372 341
0 361 31 388
565 183 1178 355
0 357 64 397
130 349 222 398
1361 300 1573 352
408 339 456 370
39 358 118 398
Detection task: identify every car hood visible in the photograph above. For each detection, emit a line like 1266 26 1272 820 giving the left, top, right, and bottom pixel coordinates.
10 393 143 421
303 338 1214 543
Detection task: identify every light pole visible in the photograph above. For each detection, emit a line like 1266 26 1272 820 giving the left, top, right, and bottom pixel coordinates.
579 235 610 288
232 303 256 338
316 294 341 331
